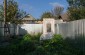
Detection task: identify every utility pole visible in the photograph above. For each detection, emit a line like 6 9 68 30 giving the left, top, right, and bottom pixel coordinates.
4 0 10 39
4 0 7 23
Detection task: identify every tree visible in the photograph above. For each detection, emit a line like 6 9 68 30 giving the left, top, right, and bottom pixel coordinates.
0 0 27 36
52 5 64 19
67 0 85 21
0 0 26 22
41 12 54 20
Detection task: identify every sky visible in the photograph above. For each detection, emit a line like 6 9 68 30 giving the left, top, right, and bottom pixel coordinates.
0 0 69 19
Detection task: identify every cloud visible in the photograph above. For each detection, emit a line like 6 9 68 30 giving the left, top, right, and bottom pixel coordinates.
49 2 64 7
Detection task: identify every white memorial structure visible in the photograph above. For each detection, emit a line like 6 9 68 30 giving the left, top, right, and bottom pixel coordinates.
40 18 64 40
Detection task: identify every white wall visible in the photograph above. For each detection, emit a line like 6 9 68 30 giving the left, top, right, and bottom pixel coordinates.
0 23 43 36
19 24 43 35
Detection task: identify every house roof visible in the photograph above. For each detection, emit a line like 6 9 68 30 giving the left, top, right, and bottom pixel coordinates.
61 12 69 21
22 14 35 20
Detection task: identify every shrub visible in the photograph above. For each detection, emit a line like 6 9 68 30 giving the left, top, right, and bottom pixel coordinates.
31 33 42 43
22 34 32 42
40 34 64 54
32 46 47 55
0 34 37 55
0 34 85 55
51 34 63 43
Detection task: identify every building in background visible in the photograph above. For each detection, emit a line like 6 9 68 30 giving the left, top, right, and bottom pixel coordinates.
22 14 35 24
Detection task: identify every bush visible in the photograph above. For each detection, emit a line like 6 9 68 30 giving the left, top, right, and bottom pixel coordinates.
40 34 64 54
0 34 85 55
0 34 39 55
51 34 63 43
23 34 32 41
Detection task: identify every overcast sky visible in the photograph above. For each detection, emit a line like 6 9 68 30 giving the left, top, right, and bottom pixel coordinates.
0 0 68 19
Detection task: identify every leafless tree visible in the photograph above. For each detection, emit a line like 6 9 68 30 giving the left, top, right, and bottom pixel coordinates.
52 5 64 19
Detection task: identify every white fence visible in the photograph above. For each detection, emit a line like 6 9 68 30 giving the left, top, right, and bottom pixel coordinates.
0 21 4 36
56 19 85 38
0 23 17 36
0 19 85 37
0 23 43 36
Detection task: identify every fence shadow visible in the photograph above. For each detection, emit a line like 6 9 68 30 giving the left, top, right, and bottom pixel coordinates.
19 27 28 36
63 35 85 55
